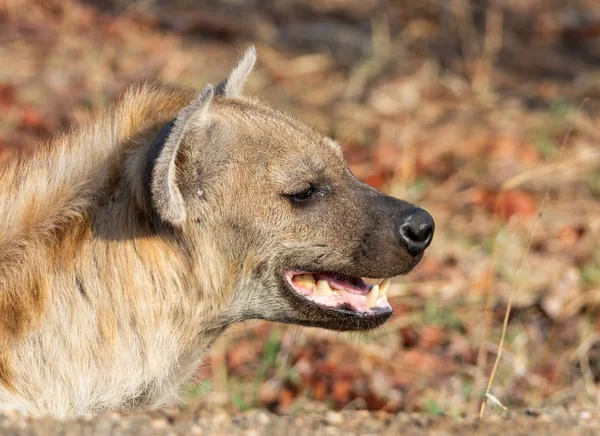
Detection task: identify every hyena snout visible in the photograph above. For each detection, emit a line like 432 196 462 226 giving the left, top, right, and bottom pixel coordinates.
397 207 435 256
364 188 435 267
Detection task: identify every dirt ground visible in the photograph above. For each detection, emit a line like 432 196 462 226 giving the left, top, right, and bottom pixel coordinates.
1 0 600 432
2 408 600 435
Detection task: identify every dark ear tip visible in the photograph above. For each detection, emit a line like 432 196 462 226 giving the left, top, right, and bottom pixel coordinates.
203 84 215 98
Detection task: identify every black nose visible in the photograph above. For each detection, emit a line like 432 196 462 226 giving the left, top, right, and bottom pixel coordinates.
398 208 435 256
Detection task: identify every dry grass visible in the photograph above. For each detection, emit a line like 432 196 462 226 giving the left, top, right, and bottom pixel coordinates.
480 100 584 418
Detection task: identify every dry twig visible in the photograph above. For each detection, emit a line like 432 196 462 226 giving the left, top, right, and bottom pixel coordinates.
479 99 588 418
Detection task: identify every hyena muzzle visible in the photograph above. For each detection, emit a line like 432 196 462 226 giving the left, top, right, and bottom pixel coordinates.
0 47 433 416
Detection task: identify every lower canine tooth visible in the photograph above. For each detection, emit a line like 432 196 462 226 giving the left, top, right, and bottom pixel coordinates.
366 285 379 308
315 280 333 296
379 279 391 296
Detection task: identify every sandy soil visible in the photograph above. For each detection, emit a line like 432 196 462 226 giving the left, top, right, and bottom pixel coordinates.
1 408 599 435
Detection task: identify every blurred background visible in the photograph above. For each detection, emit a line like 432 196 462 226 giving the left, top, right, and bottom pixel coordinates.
1 0 599 417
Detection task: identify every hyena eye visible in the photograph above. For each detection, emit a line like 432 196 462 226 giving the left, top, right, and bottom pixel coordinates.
288 186 318 204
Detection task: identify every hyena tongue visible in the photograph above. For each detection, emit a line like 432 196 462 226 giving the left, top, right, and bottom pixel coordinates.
314 272 369 295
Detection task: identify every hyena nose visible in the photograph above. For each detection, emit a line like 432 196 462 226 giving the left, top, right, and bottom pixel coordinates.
398 208 435 256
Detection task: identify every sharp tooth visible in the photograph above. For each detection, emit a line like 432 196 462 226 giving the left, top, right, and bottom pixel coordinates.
379 279 391 296
315 280 333 296
299 273 315 290
366 285 379 308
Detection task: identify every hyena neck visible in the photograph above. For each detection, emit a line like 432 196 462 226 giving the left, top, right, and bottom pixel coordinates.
13 213 234 416
0 82 196 340
0 82 235 416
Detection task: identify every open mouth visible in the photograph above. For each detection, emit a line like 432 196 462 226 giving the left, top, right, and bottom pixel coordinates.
285 271 393 315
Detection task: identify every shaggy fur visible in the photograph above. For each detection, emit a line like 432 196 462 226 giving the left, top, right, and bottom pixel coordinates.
0 47 432 417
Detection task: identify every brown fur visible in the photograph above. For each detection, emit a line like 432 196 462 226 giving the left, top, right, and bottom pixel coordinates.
0 352 13 392
0 84 195 342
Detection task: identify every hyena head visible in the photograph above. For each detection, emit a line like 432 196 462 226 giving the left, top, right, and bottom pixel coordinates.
148 47 434 332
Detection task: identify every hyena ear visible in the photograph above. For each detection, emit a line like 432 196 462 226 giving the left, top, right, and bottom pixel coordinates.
150 84 215 227
215 45 256 97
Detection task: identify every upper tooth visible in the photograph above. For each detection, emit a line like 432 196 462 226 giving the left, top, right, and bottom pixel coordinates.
299 274 315 290
315 280 333 296
379 279 391 296
366 285 379 308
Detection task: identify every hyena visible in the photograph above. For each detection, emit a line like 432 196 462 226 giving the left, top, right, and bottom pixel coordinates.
0 47 434 417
